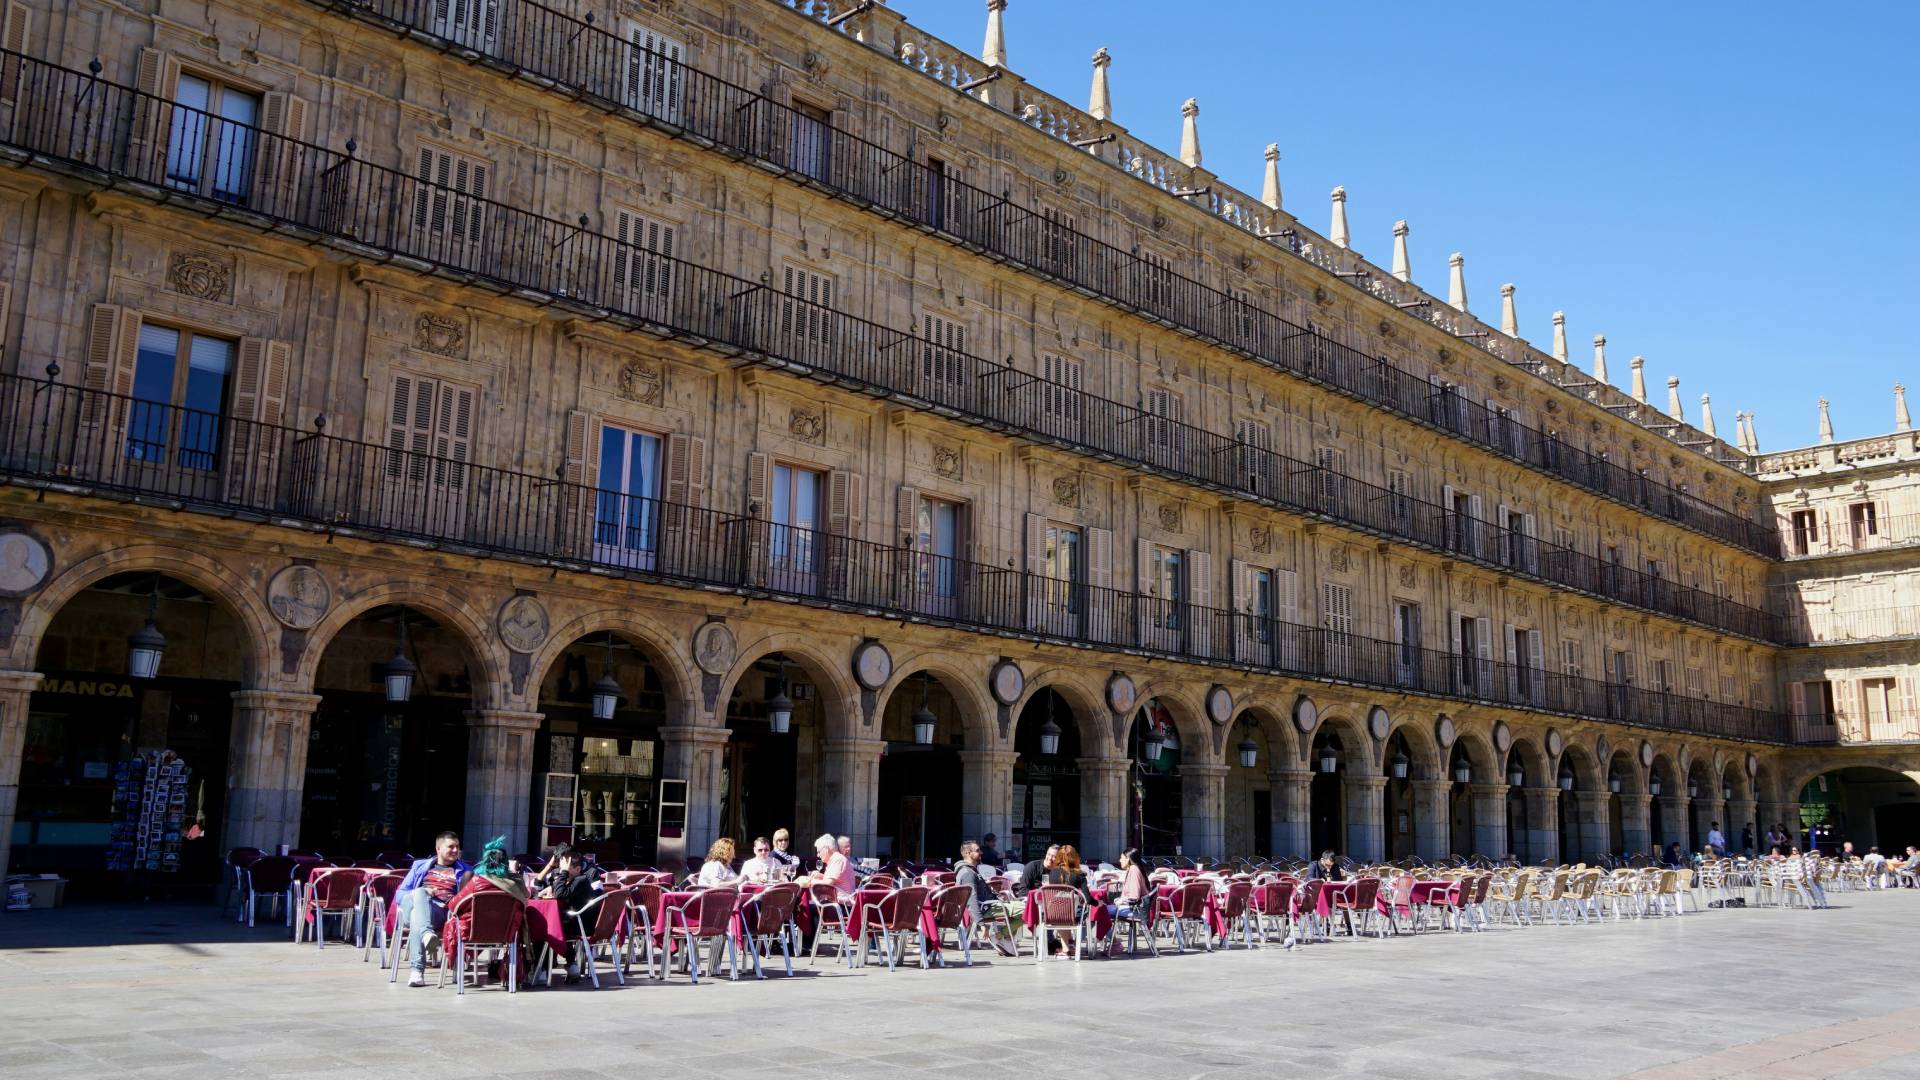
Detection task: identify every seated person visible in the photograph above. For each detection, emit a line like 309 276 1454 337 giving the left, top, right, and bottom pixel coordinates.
1017 845 1058 897
1306 850 1345 882
811 834 857 901
977 833 1005 871
396 831 472 988
766 829 802 878
1041 845 1091 954
536 848 603 984
697 838 741 887
955 840 1018 956
740 837 776 883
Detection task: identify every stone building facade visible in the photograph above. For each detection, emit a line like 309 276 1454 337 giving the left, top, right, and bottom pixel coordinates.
0 0 1911 890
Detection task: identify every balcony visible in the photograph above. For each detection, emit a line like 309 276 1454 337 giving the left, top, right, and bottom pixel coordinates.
1780 606 1920 647
1782 513 1920 560
0 372 1789 744
1790 713 1920 746
0 49 1778 644
296 0 1779 560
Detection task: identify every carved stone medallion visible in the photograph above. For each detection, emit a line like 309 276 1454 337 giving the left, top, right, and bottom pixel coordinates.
789 408 825 444
1249 525 1272 554
496 595 550 654
0 530 52 595
933 443 963 480
1051 475 1079 507
692 620 737 676
1293 694 1319 733
167 250 230 301
1397 562 1417 589
618 362 664 405
265 564 330 630
1105 672 1137 716
1328 544 1350 573
413 311 466 357
1368 705 1391 740
1157 504 1182 532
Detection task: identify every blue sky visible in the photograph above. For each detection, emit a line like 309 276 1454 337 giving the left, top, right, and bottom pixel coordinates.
890 1 1918 448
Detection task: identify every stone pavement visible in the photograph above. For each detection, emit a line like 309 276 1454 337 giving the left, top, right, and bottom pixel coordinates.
2 889 1918 1079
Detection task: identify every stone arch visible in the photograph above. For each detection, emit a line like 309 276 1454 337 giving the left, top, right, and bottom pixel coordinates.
878 650 996 750
1650 753 1682 796
1558 741 1603 792
1230 702 1292 771
1011 668 1108 750
1504 736 1550 789
1450 729 1498 785
293 580 506 703
1752 759 1782 809
523 607 698 710
1685 754 1716 797
1379 714 1443 779
12 545 279 684
1131 681 1209 761
1606 749 1646 794
1308 706 1372 770
713 632 862 740
1724 758 1756 804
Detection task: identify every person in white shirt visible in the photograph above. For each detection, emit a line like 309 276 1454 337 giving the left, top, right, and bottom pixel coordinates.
1862 847 1889 889
740 836 776 883
1706 822 1727 858
697 838 741 887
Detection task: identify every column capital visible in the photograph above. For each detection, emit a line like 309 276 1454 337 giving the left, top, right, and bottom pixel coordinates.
0 670 44 695
1411 778 1452 796
957 748 1021 767
1343 773 1388 792
1268 767 1313 784
1181 762 1228 780
1469 781 1510 799
661 724 733 748
465 707 543 732
231 688 323 712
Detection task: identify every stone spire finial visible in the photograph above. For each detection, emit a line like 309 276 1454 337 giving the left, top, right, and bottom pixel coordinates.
1390 221 1411 282
1500 284 1519 338
1329 186 1350 249
1818 398 1835 444
1447 252 1468 312
1699 393 1716 437
1629 356 1647 403
1592 334 1609 384
1087 47 1112 121
1551 312 1568 362
1260 144 1282 211
1897 384 1912 432
1666 376 1683 420
1745 412 1762 454
1178 98 1201 168
981 0 1008 67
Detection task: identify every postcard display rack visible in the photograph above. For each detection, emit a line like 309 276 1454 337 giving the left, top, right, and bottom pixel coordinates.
106 750 192 872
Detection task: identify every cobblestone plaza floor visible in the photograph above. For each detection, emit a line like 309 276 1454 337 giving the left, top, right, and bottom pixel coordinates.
2 889 1916 1079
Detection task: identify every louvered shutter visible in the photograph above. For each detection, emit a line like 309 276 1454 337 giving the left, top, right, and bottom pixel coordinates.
624 23 686 122
744 451 771 585
1085 526 1113 642
1041 353 1083 437
921 314 965 399
613 208 677 311
1497 505 1513 566
1449 610 1464 690
781 266 834 351
1504 622 1519 700
559 409 593 556
1272 567 1298 668
1136 538 1156 596
431 382 473 492
1474 617 1493 695
1087 527 1113 588
824 469 863 598
1230 558 1252 662
1442 483 1456 551
81 304 140 460
255 91 309 211
129 49 181 181
1521 512 1539 573
224 338 290 504
1024 513 1051 632
1 2 28 106
1468 494 1485 558
1527 629 1544 703
1187 549 1213 657
1898 678 1918 737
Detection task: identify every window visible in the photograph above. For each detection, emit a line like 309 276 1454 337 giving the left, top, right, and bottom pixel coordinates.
1610 650 1635 718
412 145 490 246
1721 674 1739 705
593 424 661 563
1562 640 1583 680
384 373 474 493
1224 286 1258 351
167 73 259 203
125 325 233 469
1238 418 1273 494
913 495 961 599
1394 601 1421 684
788 100 832 182
1323 582 1354 675
925 156 949 231
1387 469 1412 529
1428 376 1464 432
1848 502 1879 547
1041 520 1081 614
1315 446 1345 516
1452 613 1489 694
1793 680 1837 723
1039 353 1083 438
1138 248 1174 311
1789 509 1817 555
1249 566 1275 644
1486 401 1516 456
779 265 835 353
1445 487 1480 557
1507 625 1543 703
920 314 967 398
1652 659 1673 695
1149 545 1185 630
431 0 500 50
1144 388 1185 467
609 208 676 314
768 463 822 586
1041 206 1077 274
623 23 685 122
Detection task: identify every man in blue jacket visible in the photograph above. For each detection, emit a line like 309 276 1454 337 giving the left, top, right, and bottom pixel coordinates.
395 831 471 986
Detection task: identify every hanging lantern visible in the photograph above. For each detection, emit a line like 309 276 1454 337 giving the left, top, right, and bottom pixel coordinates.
1688 779 1699 798
1722 781 1732 801
1142 721 1165 762
127 576 167 680
591 636 621 720
913 674 937 745
1318 744 1339 774
1558 763 1575 791
1454 759 1472 784
382 613 416 703
1650 776 1663 796
1507 762 1525 787
1237 734 1257 769
1608 772 1622 794
766 665 793 734
1039 716 1062 757
1390 747 1410 780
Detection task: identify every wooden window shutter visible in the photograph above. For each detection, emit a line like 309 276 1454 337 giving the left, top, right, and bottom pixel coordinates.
1274 568 1298 623
1136 538 1155 596
82 303 141 427
827 469 863 536
899 485 923 547
685 435 707 501
129 49 181 178
1086 527 1113 590
432 382 474 490
231 338 266 422
664 432 691 504
747 452 770 514
563 409 591 487
1229 558 1249 613
1187 549 1212 609
0 281 11 358
1 2 27 105
1449 610 1463 657
260 92 310 141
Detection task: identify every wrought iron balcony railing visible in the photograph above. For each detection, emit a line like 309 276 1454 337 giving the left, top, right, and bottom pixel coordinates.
0 49 1777 644
1781 511 1920 560
0 371 1790 744
1779 606 1920 646
1789 713 1920 746
301 0 1780 560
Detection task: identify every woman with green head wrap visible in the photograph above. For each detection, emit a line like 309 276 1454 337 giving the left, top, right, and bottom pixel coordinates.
456 836 528 902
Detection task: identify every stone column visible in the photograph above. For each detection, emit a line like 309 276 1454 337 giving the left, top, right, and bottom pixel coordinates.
1692 797 1723 852
820 736 884 856
1470 782 1510 859
1727 799 1758 853
1657 794 1691 852
223 689 323 855
1572 791 1612 862
0 671 45 878
1413 780 1452 862
661 725 732 864
1077 756 1129 861
1344 774 1386 862
958 749 1018 848
1526 787 1560 864
1619 793 1653 856
463 708 543 853
1270 768 1312 859
1180 762 1227 860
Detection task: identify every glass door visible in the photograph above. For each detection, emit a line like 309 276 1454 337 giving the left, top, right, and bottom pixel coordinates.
593 425 661 570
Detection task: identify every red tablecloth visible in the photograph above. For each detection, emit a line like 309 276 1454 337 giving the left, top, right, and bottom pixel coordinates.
1409 880 1454 906
524 898 567 953
1152 883 1228 939
850 887 942 956
1309 880 1352 918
